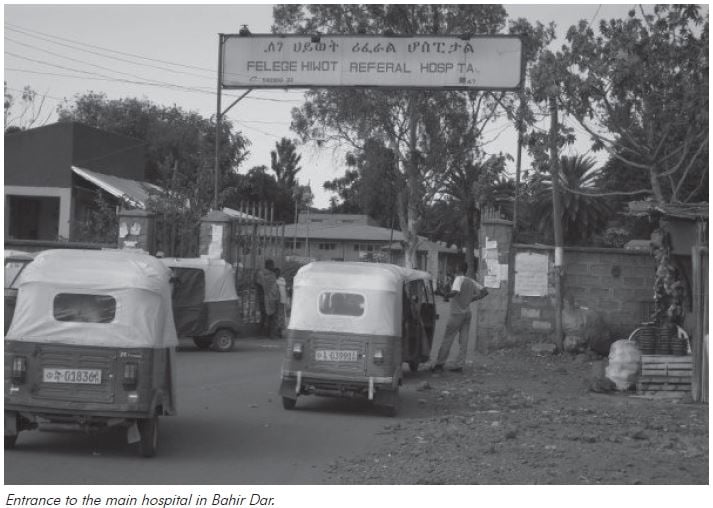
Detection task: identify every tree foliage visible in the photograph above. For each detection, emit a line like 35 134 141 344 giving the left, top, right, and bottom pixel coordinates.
57 93 250 255
531 155 612 245
323 138 399 227
532 5 708 204
274 4 510 267
270 137 302 190
4 83 53 133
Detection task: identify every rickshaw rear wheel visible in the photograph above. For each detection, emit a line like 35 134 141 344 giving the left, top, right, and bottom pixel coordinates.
212 329 236 352
138 416 159 458
4 435 17 449
193 337 212 349
282 396 297 410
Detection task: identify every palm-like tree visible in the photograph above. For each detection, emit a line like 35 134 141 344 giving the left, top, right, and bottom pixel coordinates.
270 138 302 190
532 155 611 245
438 155 508 276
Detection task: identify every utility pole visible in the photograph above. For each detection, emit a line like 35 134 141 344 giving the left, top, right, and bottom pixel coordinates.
549 93 564 351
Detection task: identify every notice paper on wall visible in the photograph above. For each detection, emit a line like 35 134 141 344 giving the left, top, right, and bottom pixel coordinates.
208 224 223 259
514 251 549 296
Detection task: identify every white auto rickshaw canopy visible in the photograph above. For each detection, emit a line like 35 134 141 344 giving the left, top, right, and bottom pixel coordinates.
159 257 238 302
6 249 178 349
289 262 431 336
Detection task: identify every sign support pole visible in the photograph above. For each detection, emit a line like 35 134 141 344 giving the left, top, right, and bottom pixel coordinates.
214 33 225 210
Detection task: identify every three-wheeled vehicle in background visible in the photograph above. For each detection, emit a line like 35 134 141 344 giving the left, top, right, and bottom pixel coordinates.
4 249 178 457
4 250 36 334
278 262 436 416
160 257 241 352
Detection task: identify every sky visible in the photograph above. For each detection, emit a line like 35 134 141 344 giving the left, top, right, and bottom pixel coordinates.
3 2 652 208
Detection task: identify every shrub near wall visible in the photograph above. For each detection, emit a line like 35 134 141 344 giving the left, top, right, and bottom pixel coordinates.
509 245 656 341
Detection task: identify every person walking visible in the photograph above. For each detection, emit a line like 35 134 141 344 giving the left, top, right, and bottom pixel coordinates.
432 263 488 373
256 259 280 337
275 268 289 337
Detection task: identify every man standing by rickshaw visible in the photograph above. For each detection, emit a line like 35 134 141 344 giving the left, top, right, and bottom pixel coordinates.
432 263 488 373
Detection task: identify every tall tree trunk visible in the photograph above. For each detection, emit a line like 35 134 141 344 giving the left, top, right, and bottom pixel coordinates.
404 92 421 269
464 204 477 278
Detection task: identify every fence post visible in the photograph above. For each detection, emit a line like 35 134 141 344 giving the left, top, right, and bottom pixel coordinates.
117 209 156 254
199 209 233 262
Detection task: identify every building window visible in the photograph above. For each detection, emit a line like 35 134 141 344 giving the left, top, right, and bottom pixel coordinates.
289 241 303 250
318 243 336 250
354 243 375 252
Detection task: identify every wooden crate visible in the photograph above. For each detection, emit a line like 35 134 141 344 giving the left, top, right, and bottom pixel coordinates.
640 355 692 376
638 355 692 396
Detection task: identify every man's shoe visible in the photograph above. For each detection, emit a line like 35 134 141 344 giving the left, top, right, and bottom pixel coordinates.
448 366 464 373
431 364 444 373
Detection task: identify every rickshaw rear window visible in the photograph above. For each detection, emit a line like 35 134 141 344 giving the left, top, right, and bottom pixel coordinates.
53 294 117 323
319 292 365 317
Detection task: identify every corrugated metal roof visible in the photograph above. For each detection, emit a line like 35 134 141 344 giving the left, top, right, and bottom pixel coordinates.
72 166 162 209
282 222 407 242
627 200 709 220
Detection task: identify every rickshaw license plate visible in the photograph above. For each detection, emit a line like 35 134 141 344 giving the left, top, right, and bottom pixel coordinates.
315 350 358 362
43 368 102 384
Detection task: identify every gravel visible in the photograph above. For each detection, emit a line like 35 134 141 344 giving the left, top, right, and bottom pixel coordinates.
326 347 708 484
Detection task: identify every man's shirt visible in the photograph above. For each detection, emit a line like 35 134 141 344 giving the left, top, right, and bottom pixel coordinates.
449 275 483 315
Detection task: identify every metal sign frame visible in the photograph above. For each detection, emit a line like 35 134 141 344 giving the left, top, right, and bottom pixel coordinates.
219 33 524 92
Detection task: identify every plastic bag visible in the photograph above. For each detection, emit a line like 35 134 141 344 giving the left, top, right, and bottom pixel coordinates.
605 339 641 391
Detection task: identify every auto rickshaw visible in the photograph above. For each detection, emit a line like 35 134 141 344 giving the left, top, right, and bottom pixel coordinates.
278 262 436 416
160 257 241 352
4 249 178 457
4 250 36 334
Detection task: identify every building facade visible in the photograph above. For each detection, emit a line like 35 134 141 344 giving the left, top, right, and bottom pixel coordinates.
4 122 148 242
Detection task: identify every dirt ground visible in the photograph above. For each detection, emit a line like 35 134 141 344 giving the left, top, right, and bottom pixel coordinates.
326 347 709 485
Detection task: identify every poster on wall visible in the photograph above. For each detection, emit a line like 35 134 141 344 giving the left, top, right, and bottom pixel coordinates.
514 251 549 296
208 224 224 259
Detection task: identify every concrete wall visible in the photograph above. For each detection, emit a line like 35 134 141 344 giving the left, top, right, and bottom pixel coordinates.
509 245 656 341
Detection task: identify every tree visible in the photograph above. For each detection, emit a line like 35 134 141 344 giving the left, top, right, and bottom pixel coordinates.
323 138 400 227
222 166 301 223
4 83 53 133
531 155 612 245
58 94 250 255
275 4 509 268
270 137 302 190
534 5 708 204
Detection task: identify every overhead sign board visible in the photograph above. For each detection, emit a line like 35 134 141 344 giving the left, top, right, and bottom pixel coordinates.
221 34 522 90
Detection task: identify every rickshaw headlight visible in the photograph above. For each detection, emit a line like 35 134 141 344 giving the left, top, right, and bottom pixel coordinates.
122 362 138 389
373 349 384 364
292 342 303 359
11 356 27 383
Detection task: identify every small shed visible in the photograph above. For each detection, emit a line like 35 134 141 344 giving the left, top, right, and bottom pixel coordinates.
627 201 708 402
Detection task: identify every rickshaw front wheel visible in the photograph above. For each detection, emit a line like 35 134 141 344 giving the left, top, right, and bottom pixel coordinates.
282 396 297 410
137 416 159 458
4 435 18 449
212 329 236 352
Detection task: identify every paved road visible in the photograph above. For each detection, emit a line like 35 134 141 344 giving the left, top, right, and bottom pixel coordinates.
4 298 469 485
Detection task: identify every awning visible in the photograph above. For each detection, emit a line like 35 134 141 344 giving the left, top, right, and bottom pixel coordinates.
72 165 163 209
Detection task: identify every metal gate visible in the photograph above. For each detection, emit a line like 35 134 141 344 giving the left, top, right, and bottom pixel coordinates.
227 202 286 328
